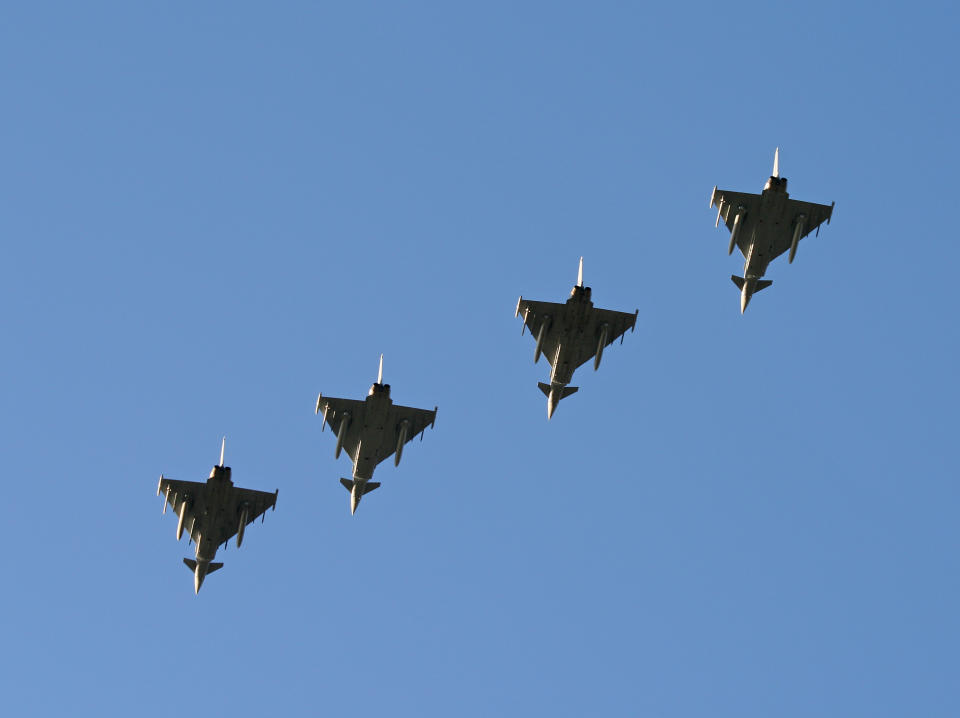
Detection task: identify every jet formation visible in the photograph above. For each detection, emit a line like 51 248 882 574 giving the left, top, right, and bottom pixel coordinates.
516 258 638 419
315 355 437 514
157 439 278 593
154 148 835 593
710 148 834 313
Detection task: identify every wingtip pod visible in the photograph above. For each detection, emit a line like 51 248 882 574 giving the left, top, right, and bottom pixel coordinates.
773 147 780 178
710 185 717 208
219 437 226 468
157 475 163 496
577 257 583 287
315 393 323 415
828 200 835 224
377 354 383 384
515 295 522 318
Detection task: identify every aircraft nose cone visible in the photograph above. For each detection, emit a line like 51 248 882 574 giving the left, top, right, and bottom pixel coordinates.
740 290 750 314
547 394 557 420
350 488 359 515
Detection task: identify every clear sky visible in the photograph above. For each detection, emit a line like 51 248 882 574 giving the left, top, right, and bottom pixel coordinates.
1 2 957 716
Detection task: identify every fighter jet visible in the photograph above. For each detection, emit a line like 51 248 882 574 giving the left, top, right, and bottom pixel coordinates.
315 356 437 515
156 439 278 594
710 148 835 313
515 258 638 419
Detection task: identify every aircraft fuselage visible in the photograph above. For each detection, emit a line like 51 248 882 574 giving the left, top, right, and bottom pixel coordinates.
741 180 791 280
191 472 234 564
549 291 595 387
351 385 394 480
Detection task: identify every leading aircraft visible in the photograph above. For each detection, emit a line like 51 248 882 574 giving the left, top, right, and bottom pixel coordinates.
315 356 437 515
515 258 638 419
710 148 835 313
157 439 278 594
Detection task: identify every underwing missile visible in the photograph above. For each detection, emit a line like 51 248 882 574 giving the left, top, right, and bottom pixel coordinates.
594 323 609 370
395 419 409 467
729 209 744 255
789 214 805 264
534 318 549 363
177 500 188 540
335 413 350 459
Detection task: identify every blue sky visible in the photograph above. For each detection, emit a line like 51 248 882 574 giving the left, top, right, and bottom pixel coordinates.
1 2 957 716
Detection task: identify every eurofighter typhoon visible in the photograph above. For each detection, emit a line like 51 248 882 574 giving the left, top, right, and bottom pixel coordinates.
315 356 437 515
710 148 835 312
157 440 278 593
515 258 638 419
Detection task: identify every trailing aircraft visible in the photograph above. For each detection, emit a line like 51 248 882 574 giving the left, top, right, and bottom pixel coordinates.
157 439 277 593
515 258 637 419
710 148 835 312
315 356 437 514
